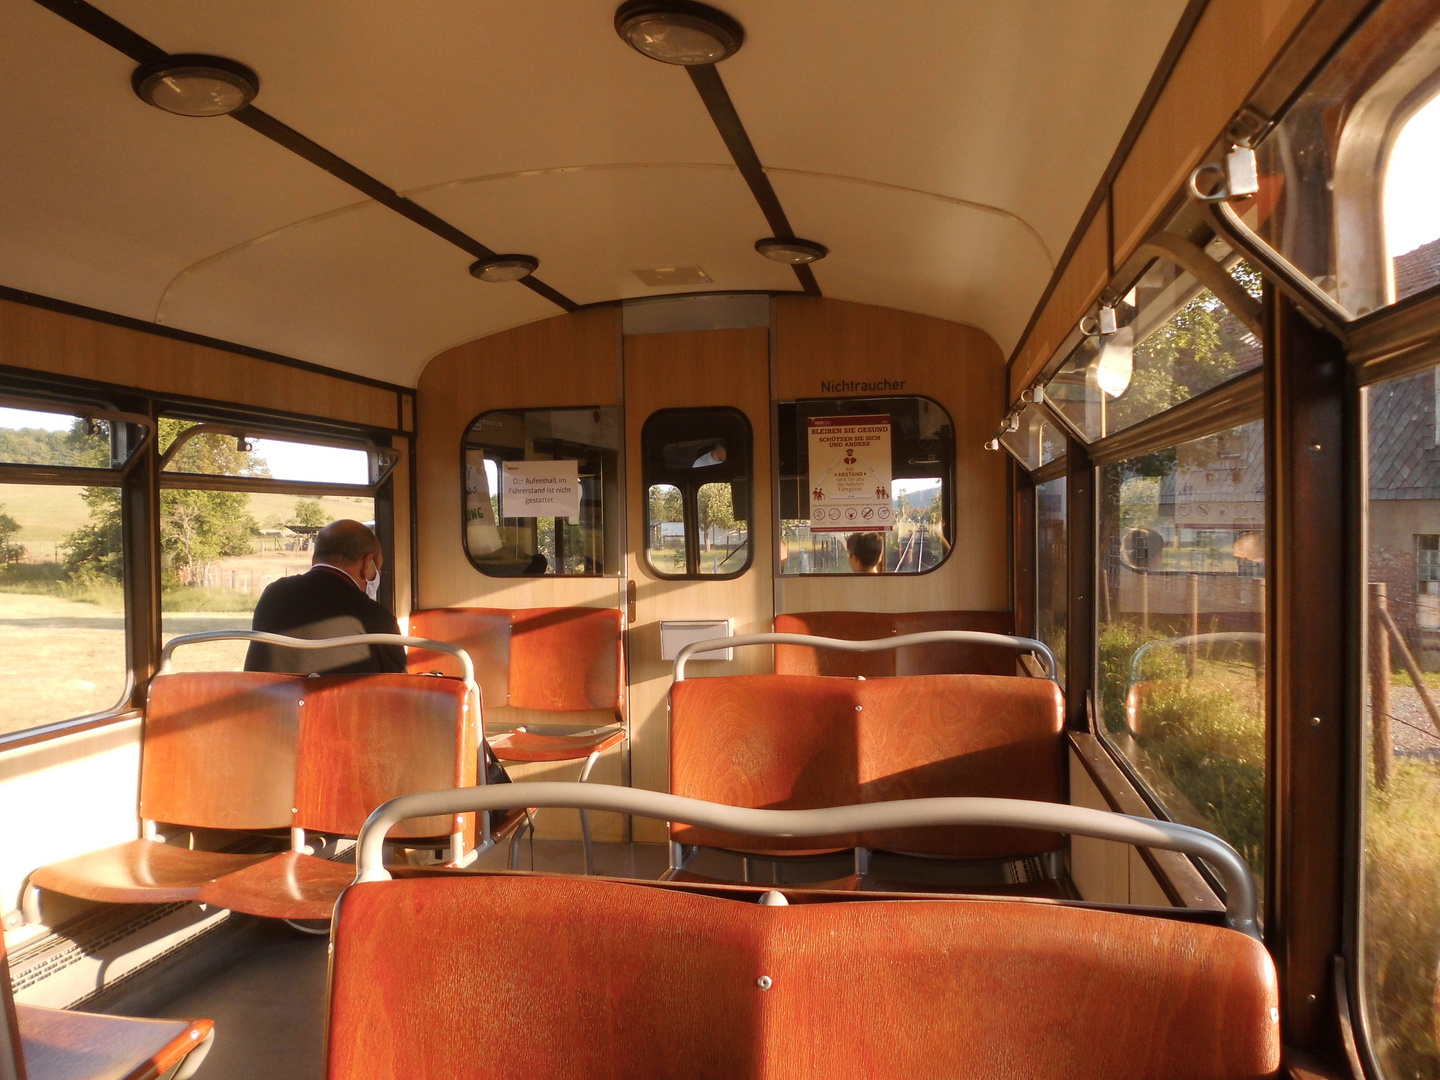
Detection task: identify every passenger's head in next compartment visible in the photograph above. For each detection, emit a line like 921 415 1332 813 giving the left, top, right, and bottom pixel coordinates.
846 531 884 574
313 518 383 597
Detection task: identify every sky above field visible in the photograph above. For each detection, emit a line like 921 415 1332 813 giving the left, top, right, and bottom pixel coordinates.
0 407 368 484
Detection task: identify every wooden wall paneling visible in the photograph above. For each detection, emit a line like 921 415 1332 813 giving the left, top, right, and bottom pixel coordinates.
1110 0 1320 263
415 308 623 612
772 297 1008 615
414 308 626 841
1008 208 1111 401
624 328 774 842
0 299 398 431
1068 750 1130 904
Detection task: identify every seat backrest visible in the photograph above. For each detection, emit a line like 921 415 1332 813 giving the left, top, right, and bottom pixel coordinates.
326 875 1280 1080
407 606 625 716
774 610 1018 677
669 673 1065 856
294 674 476 843
856 675 1065 856
406 607 510 707
140 672 303 831
669 675 861 851
508 607 625 714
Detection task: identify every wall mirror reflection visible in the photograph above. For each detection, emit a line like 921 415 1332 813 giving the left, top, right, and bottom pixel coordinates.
777 396 954 575
462 406 621 576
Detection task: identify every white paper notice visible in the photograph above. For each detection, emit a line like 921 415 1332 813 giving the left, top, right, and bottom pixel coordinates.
807 415 893 532
501 459 581 519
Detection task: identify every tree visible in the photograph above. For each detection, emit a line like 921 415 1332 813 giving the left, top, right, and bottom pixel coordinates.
0 506 22 566
291 499 329 528
63 419 259 587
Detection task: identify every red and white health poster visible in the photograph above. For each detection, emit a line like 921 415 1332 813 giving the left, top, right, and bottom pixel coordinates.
806 415 893 532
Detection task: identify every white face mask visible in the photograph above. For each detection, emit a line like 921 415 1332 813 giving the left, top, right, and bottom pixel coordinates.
366 569 381 601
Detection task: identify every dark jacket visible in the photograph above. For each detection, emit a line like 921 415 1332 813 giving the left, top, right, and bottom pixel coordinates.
244 565 407 675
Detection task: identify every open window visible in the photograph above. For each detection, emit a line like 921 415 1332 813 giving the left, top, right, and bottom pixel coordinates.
462 407 621 577
641 407 752 579
777 396 954 576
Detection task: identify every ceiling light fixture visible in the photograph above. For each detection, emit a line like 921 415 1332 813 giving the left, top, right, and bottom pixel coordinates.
132 54 259 117
469 255 540 282
755 237 828 264
614 0 744 65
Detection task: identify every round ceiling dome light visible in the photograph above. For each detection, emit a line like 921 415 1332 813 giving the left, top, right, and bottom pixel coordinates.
469 254 540 282
614 0 744 65
132 54 259 117
755 237 828 264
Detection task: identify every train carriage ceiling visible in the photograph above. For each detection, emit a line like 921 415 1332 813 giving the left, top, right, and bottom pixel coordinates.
0 0 1190 386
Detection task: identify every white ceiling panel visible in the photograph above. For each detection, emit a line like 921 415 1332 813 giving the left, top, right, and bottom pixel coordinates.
91 0 733 191
155 202 558 385
414 164 798 305
718 0 1188 256
772 171 1055 354
0 0 362 321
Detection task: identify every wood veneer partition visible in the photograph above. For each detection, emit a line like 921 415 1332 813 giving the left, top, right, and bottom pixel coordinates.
773 297 1009 616
0 297 401 432
415 307 626 839
624 327 774 842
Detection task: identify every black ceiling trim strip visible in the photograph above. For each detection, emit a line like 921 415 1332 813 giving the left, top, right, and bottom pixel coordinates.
0 283 412 396
687 65 821 298
30 0 580 313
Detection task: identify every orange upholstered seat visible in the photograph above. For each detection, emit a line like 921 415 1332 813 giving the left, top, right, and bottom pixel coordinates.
774 609 1020 676
323 874 1280 1080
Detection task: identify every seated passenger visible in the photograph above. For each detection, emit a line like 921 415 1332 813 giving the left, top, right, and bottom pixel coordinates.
245 519 407 674
846 531 884 574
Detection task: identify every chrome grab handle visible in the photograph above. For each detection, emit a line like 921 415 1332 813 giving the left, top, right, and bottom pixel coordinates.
673 631 1059 682
351 782 1260 939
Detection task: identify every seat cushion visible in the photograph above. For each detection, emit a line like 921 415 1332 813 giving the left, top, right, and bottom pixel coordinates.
197 851 355 921
30 840 272 904
18 1004 211 1080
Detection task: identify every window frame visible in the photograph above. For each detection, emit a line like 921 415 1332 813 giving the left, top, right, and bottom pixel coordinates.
640 406 754 582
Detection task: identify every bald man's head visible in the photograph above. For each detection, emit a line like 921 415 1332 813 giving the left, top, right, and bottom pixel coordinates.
313 519 381 565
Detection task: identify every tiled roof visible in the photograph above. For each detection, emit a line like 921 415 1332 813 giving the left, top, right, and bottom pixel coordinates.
1395 236 1440 301
1370 369 1440 500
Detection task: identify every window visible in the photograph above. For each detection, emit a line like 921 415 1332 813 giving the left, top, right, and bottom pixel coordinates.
0 402 140 733
1361 367 1440 1080
159 420 378 672
1036 476 1067 684
996 401 1066 472
777 396 954 575
1417 534 1440 628
641 408 752 579
1095 420 1266 891
1046 255 1262 441
462 407 620 577
1229 1 1440 320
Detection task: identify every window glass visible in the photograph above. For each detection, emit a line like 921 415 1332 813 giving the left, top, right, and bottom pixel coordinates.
1047 258 1262 441
1095 420 1266 892
1361 368 1440 1079
0 405 125 469
0 482 127 731
162 423 372 486
463 407 619 577
778 396 953 575
159 420 376 672
1240 1 1440 318
997 401 1066 471
1036 476 1068 685
640 408 752 579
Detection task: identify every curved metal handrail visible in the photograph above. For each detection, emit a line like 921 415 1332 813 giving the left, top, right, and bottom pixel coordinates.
673 631 1058 682
1128 631 1264 686
351 782 1259 938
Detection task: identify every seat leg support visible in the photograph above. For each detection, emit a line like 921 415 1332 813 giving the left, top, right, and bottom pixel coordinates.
578 749 602 876
21 879 40 925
